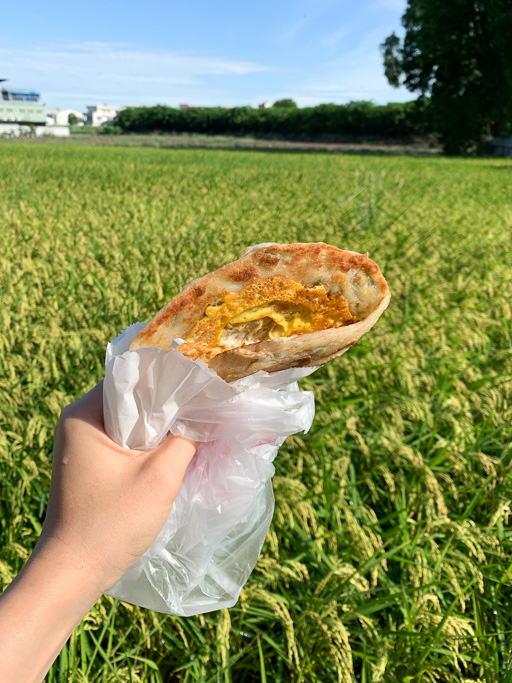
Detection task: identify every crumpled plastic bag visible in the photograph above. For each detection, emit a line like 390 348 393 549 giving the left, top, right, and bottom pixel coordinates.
103 323 317 616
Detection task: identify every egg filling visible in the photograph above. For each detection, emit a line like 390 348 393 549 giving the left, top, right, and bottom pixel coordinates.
178 276 356 362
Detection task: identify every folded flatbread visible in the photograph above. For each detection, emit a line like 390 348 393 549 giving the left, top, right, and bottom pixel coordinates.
130 242 390 382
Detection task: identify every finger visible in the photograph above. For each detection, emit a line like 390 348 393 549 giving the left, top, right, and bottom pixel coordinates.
152 434 197 479
57 382 105 438
153 430 198 453
77 381 104 423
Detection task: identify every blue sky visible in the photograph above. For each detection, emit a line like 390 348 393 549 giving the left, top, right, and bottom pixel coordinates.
1 0 411 111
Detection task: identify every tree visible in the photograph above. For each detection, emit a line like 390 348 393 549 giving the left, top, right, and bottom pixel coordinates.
68 113 81 126
272 99 298 109
381 0 512 153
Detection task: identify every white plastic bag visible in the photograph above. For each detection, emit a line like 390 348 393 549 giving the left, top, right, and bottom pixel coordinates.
103 324 316 615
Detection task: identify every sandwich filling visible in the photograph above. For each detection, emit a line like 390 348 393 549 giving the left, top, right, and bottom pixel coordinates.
178 276 356 362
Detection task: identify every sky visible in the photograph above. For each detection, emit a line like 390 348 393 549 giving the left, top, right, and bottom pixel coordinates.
1 0 411 112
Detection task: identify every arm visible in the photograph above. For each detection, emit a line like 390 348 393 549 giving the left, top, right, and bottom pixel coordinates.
0 382 196 683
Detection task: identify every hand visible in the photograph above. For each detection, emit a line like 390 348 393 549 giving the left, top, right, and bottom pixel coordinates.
44 381 197 592
0 382 196 683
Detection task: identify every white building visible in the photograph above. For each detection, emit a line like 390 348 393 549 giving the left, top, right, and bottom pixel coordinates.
46 109 85 126
85 104 117 127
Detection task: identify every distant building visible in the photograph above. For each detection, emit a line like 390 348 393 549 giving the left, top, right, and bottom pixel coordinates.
0 78 46 125
85 104 118 126
0 78 68 136
47 109 85 126
259 102 271 109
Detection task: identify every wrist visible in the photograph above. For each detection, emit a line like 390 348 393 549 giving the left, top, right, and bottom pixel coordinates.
0 537 103 683
31 532 107 603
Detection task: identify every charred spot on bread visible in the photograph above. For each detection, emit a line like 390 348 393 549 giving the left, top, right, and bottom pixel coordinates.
258 252 281 267
231 267 258 282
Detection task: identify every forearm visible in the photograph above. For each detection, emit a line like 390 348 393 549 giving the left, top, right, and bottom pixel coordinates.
0 385 196 681
0 538 103 683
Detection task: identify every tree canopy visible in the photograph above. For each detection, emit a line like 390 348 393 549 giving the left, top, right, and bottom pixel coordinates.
381 0 512 152
272 98 298 109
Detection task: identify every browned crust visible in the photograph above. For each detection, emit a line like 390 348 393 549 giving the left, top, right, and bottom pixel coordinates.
130 242 390 380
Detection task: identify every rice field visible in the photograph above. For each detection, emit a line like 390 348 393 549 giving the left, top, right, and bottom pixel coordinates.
0 143 511 682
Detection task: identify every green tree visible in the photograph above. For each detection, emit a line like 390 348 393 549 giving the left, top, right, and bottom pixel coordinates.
68 113 81 126
381 0 512 153
272 98 298 109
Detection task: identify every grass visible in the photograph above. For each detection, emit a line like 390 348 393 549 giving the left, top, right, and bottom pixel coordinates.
0 143 511 682
1 129 441 155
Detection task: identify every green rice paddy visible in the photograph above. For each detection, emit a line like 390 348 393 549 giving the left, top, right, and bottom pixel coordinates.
0 143 511 682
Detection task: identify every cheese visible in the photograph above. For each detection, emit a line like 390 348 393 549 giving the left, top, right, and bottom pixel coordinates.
230 305 286 326
228 305 311 338
178 276 355 362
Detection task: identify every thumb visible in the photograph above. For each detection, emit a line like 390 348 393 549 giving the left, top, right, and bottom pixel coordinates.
150 433 198 486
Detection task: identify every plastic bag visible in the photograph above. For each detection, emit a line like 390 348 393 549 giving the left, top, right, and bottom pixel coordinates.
103 324 316 615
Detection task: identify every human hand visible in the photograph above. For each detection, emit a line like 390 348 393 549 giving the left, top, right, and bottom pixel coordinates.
43 381 197 593
0 382 196 683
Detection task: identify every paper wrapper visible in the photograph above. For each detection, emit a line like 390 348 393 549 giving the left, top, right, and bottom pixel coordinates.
103 324 316 615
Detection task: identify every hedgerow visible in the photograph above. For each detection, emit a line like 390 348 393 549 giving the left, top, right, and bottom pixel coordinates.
115 99 432 138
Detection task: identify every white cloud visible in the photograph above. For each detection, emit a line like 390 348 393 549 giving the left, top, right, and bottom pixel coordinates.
0 40 272 108
1 40 271 76
275 16 311 46
0 29 412 111
320 24 358 49
294 27 411 104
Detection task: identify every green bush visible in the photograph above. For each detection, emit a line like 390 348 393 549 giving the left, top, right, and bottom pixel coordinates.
97 125 122 135
115 100 433 138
